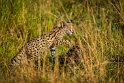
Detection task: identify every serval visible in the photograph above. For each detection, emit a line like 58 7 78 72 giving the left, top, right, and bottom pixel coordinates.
8 20 75 70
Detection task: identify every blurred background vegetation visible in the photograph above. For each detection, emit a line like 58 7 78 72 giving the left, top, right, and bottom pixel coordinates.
0 0 124 83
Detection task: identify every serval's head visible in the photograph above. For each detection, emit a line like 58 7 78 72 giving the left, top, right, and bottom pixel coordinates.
55 20 76 35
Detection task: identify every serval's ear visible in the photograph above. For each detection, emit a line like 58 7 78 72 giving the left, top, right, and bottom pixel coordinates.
67 19 73 23
59 21 67 28
54 20 67 28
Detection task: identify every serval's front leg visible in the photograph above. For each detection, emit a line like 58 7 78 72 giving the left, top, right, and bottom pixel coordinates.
49 39 71 69
50 39 71 59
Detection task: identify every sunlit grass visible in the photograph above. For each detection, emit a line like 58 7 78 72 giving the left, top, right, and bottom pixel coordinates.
0 0 124 83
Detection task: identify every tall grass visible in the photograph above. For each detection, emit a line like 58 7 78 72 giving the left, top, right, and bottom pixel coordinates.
0 0 124 83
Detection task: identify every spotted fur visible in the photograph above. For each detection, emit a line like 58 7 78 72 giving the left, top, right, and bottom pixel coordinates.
8 20 75 69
